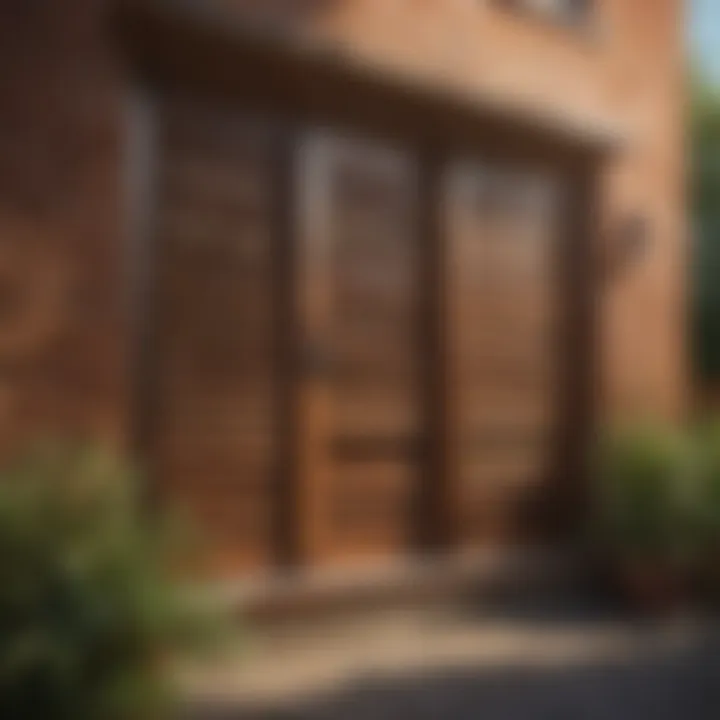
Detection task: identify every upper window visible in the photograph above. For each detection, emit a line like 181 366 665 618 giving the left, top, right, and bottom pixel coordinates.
500 0 593 28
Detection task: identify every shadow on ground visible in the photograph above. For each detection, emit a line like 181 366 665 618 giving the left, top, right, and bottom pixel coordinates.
183 608 720 720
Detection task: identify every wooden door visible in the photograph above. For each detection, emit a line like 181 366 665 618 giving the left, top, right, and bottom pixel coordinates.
142 97 568 576
445 162 563 545
296 135 425 566
147 98 282 576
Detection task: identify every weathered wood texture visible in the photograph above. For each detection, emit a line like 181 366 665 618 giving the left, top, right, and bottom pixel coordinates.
444 164 562 544
144 99 575 572
147 99 281 574
298 137 424 565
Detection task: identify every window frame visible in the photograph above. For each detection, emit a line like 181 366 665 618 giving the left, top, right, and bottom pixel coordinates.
495 0 596 33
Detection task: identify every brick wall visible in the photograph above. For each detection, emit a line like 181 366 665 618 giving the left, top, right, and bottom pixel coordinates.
0 0 128 455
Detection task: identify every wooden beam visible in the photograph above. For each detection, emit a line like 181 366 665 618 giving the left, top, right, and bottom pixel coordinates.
419 151 459 550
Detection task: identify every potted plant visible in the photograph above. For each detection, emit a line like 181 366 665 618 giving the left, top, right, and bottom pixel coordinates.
689 419 720 604
593 423 699 615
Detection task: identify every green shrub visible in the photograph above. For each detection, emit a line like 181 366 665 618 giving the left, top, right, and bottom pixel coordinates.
692 419 720 549
594 424 701 563
0 442 223 720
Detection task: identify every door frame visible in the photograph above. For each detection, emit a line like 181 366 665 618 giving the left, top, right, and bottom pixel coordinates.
122 8 604 573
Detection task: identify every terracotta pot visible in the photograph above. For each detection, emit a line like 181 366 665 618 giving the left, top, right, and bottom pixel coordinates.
614 559 688 616
695 551 720 607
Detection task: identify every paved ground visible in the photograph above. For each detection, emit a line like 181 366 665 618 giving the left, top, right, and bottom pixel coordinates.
180 601 720 720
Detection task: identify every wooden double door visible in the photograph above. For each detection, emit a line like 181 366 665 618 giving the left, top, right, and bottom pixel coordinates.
144 97 566 577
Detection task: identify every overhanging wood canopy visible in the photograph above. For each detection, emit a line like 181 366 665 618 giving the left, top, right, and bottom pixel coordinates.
115 0 626 168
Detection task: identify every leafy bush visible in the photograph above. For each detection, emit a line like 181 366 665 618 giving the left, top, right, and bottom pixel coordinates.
692 419 720 549
691 77 720 382
594 424 701 563
0 442 222 720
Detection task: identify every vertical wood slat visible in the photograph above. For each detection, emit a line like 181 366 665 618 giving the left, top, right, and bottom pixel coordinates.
125 88 161 512
551 162 600 537
420 152 459 549
271 126 298 568
293 135 335 564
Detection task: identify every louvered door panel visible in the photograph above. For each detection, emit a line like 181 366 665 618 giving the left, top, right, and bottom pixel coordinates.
446 163 561 544
298 135 424 564
150 98 279 575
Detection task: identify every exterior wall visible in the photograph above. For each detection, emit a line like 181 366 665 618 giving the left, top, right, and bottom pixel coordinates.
221 0 688 422
0 0 686 462
599 0 687 422
0 0 128 456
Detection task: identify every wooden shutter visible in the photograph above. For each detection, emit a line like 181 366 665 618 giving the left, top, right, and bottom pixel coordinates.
149 97 280 575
